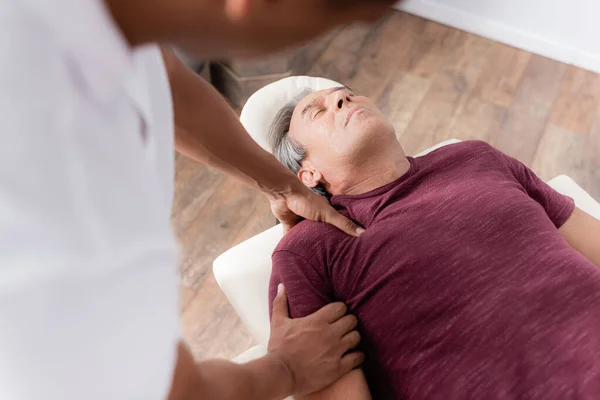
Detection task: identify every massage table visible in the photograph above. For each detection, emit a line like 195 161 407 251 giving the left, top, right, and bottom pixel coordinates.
212 76 600 371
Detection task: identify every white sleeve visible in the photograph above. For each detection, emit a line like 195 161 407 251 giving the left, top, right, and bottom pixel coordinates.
0 7 180 400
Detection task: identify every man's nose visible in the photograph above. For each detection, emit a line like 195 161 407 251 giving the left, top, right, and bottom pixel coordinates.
330 90 351 112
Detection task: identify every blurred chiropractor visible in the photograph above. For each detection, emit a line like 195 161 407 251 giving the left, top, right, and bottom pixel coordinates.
0 0 397 399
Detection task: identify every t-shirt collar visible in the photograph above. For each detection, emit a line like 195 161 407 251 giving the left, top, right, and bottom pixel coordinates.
331 156 418 204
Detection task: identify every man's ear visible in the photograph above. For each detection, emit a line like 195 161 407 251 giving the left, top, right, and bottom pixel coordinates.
224 0 251 20
298 166 323 189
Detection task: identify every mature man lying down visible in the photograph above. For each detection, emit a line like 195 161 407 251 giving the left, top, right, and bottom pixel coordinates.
266 86 600 399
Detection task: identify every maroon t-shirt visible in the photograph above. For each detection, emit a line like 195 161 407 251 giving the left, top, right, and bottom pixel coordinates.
268 141 600 399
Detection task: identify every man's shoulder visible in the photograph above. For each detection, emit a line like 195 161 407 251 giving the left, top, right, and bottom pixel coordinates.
423 140 494 157
274 219 346 257
457 140 498 154
418 140 501 166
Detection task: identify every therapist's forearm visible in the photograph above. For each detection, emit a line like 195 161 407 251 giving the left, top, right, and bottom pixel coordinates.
162 48 301 199
170 342 293 400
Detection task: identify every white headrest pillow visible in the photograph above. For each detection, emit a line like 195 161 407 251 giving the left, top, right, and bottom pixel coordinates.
240 76 342 153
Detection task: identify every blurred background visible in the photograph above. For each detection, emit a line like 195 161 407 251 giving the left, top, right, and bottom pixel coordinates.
175 5 600 361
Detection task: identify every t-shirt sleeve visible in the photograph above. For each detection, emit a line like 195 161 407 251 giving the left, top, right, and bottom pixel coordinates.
492 148 575 228
269 250 334 320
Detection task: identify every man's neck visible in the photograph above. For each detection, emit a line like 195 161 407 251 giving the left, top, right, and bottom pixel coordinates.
330 147 411 196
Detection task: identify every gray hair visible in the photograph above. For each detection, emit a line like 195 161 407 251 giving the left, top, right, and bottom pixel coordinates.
269 89 331 199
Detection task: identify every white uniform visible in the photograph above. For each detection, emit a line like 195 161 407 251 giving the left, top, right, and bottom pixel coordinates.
0 0 180 398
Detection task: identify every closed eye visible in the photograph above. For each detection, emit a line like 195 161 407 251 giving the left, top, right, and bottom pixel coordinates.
313 108 325 119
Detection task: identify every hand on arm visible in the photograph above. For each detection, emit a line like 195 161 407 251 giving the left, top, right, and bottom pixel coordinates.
160 48 363 236
267 249 371 399
268 285 365 397
169 286 365 400
559 207 600 268
273 284 369 400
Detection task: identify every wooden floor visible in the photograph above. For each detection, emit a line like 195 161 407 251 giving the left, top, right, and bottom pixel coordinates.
175 11 600 362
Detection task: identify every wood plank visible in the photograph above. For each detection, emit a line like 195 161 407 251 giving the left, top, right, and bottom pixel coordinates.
378 72 433 140
228 200 274 248
307 22 381 83
400 71 469 155
491 55 566 165
379 32 493 141
531 121 600 201
399 20 464 79
531 124 589 182
177 176 266 289
393 30 496 154
442 33 496 90
472 43 531 108
584 107 600 200
548 66 600 134
179 285 197 314
348 13 426 99
171 155 224 230
210 317 257 360
181 274 254 361
446 96 507 142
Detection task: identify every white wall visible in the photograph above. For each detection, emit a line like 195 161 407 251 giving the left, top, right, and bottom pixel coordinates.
395 0 600 73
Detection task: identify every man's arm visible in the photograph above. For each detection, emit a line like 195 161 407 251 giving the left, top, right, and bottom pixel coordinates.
559 207 600 268
169 287 364 400
269 251 370 399
161 48 362 236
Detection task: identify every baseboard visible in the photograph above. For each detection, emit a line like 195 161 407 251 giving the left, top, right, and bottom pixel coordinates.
394 0 600 74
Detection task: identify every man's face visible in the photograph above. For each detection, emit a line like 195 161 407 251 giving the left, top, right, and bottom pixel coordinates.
289 87 396 186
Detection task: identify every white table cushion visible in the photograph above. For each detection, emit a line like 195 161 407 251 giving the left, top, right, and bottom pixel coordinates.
214 223 283 345
232 344 268 364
